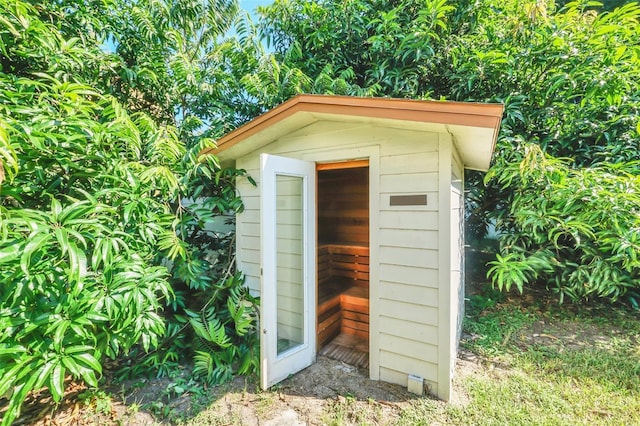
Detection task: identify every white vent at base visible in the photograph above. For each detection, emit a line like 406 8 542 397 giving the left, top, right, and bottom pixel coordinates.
407 374 424 395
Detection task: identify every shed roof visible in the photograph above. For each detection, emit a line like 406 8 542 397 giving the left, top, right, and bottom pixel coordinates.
203 94 503 171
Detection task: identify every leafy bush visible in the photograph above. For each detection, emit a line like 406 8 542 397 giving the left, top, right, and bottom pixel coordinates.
0 1 259 423
257 0 640 304
487 145 640 304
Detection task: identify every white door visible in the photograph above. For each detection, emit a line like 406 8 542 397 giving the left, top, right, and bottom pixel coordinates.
260 154 316 389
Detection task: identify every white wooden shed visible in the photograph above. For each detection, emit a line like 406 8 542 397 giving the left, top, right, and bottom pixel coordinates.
203 94 503 400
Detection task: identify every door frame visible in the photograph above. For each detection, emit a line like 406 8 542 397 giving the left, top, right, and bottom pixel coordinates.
302 144 380 380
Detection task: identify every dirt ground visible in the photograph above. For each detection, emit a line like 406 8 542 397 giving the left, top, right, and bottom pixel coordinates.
13 353 476 425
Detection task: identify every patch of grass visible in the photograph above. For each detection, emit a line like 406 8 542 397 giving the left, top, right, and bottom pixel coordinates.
445 363 640 426
396 398 443 425
78 389 114 417
179 408 243 426
463 302 538 358
321 395 361 426
456 291 640 425
253 389 277 417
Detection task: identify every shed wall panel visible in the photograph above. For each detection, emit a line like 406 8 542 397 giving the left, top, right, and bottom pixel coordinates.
379 351 438 382
378 316 438 343
379 211 438 230
378 282 438 307
380 333 438 364
380 173 438 193
379 229 439 250
234 122 447 396
379 248 439 271
379 299 438 325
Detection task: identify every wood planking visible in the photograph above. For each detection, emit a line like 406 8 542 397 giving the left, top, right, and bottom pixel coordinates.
379 299 437 326
380 211 438 230
318 166 369 245
378 281 438 308
340 286 369 338
236 158 261 295
379 172 438 193
451 146 466 370
380 333 438 364
379 350 438 382
377 131 442 387
379 248 439 272
378 315 438 343
317 245 370 348
379 229 438 250
319 333 369 369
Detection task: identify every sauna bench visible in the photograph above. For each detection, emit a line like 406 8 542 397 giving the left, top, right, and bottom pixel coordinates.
317 244 370 349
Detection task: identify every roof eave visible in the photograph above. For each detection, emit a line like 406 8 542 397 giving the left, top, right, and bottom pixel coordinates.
202 94 504 170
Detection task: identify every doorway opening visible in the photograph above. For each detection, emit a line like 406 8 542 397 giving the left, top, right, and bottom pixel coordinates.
316 161 369 369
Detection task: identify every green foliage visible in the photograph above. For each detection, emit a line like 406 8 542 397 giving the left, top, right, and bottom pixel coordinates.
487 144 640 302
258 0 640 304
0 0 259 423
259 0 457 99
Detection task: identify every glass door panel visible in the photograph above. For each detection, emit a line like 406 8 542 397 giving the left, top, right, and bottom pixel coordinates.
275 174 304 355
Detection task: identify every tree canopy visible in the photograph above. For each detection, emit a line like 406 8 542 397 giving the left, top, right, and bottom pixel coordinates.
256 0 640 304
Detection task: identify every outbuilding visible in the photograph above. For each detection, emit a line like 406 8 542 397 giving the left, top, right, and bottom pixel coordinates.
203 94 503 400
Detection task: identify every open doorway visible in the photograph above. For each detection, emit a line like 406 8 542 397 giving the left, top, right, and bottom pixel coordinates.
316 162 370 369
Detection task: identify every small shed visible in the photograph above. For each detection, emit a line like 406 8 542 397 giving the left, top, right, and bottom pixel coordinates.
203 94 503 400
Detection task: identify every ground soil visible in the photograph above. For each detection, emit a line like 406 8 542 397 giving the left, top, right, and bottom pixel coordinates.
12 354 454 425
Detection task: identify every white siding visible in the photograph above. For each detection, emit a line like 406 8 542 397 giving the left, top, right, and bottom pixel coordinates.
234 120 452 398
377 131 441 393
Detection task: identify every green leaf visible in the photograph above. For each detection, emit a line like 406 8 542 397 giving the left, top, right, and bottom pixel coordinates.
49 362 66 402
20 232 52 275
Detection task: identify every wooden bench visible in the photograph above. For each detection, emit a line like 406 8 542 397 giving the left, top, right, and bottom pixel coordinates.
340 286 369 339
317 244 369 349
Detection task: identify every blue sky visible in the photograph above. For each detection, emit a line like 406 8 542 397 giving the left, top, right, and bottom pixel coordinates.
240 0 273 17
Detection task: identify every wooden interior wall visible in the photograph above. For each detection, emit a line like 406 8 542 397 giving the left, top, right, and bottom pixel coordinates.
317 167 369 245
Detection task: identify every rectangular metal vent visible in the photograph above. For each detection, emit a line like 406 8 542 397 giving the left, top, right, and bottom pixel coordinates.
389 194 427 206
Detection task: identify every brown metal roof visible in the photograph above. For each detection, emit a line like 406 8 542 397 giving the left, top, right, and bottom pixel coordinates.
201 94 503 169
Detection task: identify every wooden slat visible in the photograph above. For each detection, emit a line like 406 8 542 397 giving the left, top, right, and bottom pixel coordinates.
318 322 341 348
351 279 367 288
318 304 340 324
330 270 369 281
342 310 369 323
318 294 340 314
342 286 369 298
317 309 342 346
317 244 370 350
341 301 368 313
342 318 369 332
330 253 370 264
325 245 369 255
331 262 369 272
